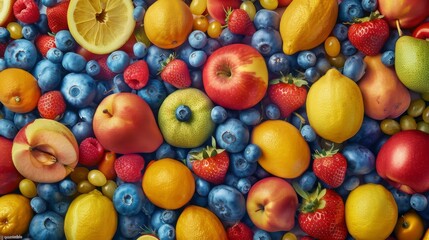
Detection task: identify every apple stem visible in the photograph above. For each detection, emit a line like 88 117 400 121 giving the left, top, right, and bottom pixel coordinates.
103 109 113 117
396 19 403 37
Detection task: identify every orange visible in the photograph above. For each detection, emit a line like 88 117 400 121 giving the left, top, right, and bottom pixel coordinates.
67 0 135 54
176 205 227 240
394 210 425 240
251 120 310 178
0 194 33 235
0 0 14 27
142 158 195 210
0 68 41 113
143 0 193 49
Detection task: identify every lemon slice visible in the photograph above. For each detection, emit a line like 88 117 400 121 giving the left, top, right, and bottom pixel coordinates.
67 0 135 54
0 0 14 27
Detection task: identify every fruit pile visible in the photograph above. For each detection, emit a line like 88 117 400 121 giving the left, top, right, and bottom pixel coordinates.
1 0 429 239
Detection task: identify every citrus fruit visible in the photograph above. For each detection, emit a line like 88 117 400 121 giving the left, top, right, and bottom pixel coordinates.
176 205 228 240
142 158 195 210
143 0 193 49
157 88 215 148
251 120 310 178
0 68 41 113
0 194 33 235
67 0 135 54
0 0 14 27
306 68 364 143
394 210 425 240
64 189 117 240
345 183 398 240
279 0 338 55
136 235 159 240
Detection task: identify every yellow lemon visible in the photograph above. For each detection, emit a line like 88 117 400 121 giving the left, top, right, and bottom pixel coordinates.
280 0 338 55
306 68 364 143
176 205 227 240
142 158 195 210
67 0 135 54
0 0 14 27
0 194 33 236
143 0 193 49
345 183 398 240
251 120 310 178
64 189 117 240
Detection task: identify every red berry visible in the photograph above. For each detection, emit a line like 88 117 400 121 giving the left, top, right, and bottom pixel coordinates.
159 55 191 88
227 222 253 240
96 55 116 80
13 0 40 24
123 60 150 90
226 8 255 36
46 1 69 33
78 137 105 167
268 76 308 118
114 154 145 183
35 34 56 57
37 90 66 120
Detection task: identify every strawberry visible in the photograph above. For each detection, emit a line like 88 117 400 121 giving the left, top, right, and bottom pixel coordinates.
13 0 40 24
294 183 348 240
123 60 150 90
35 34 56 57
78 137 105 167
225 8 256 36
190 137 229 184
46 1 70 33
37 90 66 120
114 154 146 183
227 222 253 240
312 148 347 188
159 54 192 88
267 75 308 118
348 11 390 56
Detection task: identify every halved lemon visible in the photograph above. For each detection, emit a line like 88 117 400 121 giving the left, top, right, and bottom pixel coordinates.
0 0 14 27
67 0 135 54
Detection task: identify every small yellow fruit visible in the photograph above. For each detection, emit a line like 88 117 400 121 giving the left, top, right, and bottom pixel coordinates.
0 194 33 236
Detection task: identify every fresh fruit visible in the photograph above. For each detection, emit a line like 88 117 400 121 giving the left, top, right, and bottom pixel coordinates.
295 184 347 240
159 55 192 88
64 189 117 240
157 88 215 148
93 92 163 154
46 0 69 33
395 35 429 94
78 137 104 167
12 118 79 183
13 0 40 24
203 43 268 110
312 148 347 188
0 136 23 195
267 75 308 118
251 120 310 178
345 183 398 240
142 158 195 210
29 211 65 239
143 0 193 49
358 54 411 120
208 184 246 225
114 154 145 183
123 60 150 90
227 222 253 240
0 194 33 235
246 177 298 232
0 68 41 113
67 0 135 54
225 8 256 36
112 183 144 216
279 0 338 55
348 11 390 56
306 68 364 143
37 90 67 120
206 0 241 25
97 151 117 180
0 0 14 27
35 34 56 57
176 205 228 240
394 210 425 240
378 0 429 29
376 130 429 194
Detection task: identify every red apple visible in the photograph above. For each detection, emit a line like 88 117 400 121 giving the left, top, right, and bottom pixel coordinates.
378 0 429 29
246 177 298 232
278 0 293 7
0 136 22 195
206 0 241 25
376 130 429 194
93 92 163 154
202 43 268 110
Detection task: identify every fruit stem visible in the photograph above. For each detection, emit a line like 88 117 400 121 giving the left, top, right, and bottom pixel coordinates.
396 19 403 37
103 109 113 117
14 96 21 103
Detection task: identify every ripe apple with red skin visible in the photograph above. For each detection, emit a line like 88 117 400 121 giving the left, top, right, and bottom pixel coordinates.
246 176 298 232
0 136 23 195
378 0 429 28
206 0 241 25
376 130 429 194
202 43 268 110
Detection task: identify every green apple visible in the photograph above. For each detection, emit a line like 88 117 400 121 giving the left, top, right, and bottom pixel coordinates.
395 36 429 93
158 88 215 148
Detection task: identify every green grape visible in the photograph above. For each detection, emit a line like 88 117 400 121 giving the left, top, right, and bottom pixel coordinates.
19 179 37 198
70 167 89 183
77 180 95 194
422 106 429 123
259 0 278 10
380 119 401 135
88 169 107 187
324 36 341 57
417 121 429 134
328 53 346 68
102 180 118 200
407 98 426 117
400 115 417 130
241 1 257 20
7 22 23 39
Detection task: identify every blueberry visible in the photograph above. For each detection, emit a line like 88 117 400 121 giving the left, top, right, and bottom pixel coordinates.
62 52 87 73
157 223 175 240
137 79 168 110
253 229 272 240
113 183 145 216
188 30 208 49
156 142 176 159
71 121 94 143
30 197 48 214
118 212 148 238
60 110 79 128
239 108 262 126
202 38 221 56
60 73 97 108
253 9 280 30
315 57 331 74
338 0 364 23
236 177 252 194
211 106 228 124
390 188 411 214
348 116 382 148
107 50 130 73
133 6 145 22
382 30 400 52
251 28 282 57
0 59 6 71
343 176 360 191
110 74 132 93
381 50 395 67
35 14 49 34
196 177 211 197
46 48 64 63
361 0 377 12
296 171 317 192
300 124 317 142
50 200 70 216
41 0 57 7
22 24 38 40
0 27 10 42
264 103 281 120
208 185 246 226
297 50 317 69
13 112 37 129
229 153 258 178
218 28 243 46
191 194 208 207
190 70 203 89
32 59 62 92
342 54 366 82
342 143 375 175
4 39 38 70
0 119 18 139
145 45 173 76
243 143 261 163
304 66 321 83
215 118 250 153
29 211 65 240
267 52 290 75
58 179 77 197
77 106 95 122
363 170 383 184
37 183 65 204
188 50 207 68
85 59 100 76
176 42 194 67
340 39 357 56
332 23 349 41
410 193 428 212
132 42 147 59
224 173 239 188
54 30 76 52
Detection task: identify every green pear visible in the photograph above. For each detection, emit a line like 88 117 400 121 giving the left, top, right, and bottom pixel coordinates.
395 36 429 93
